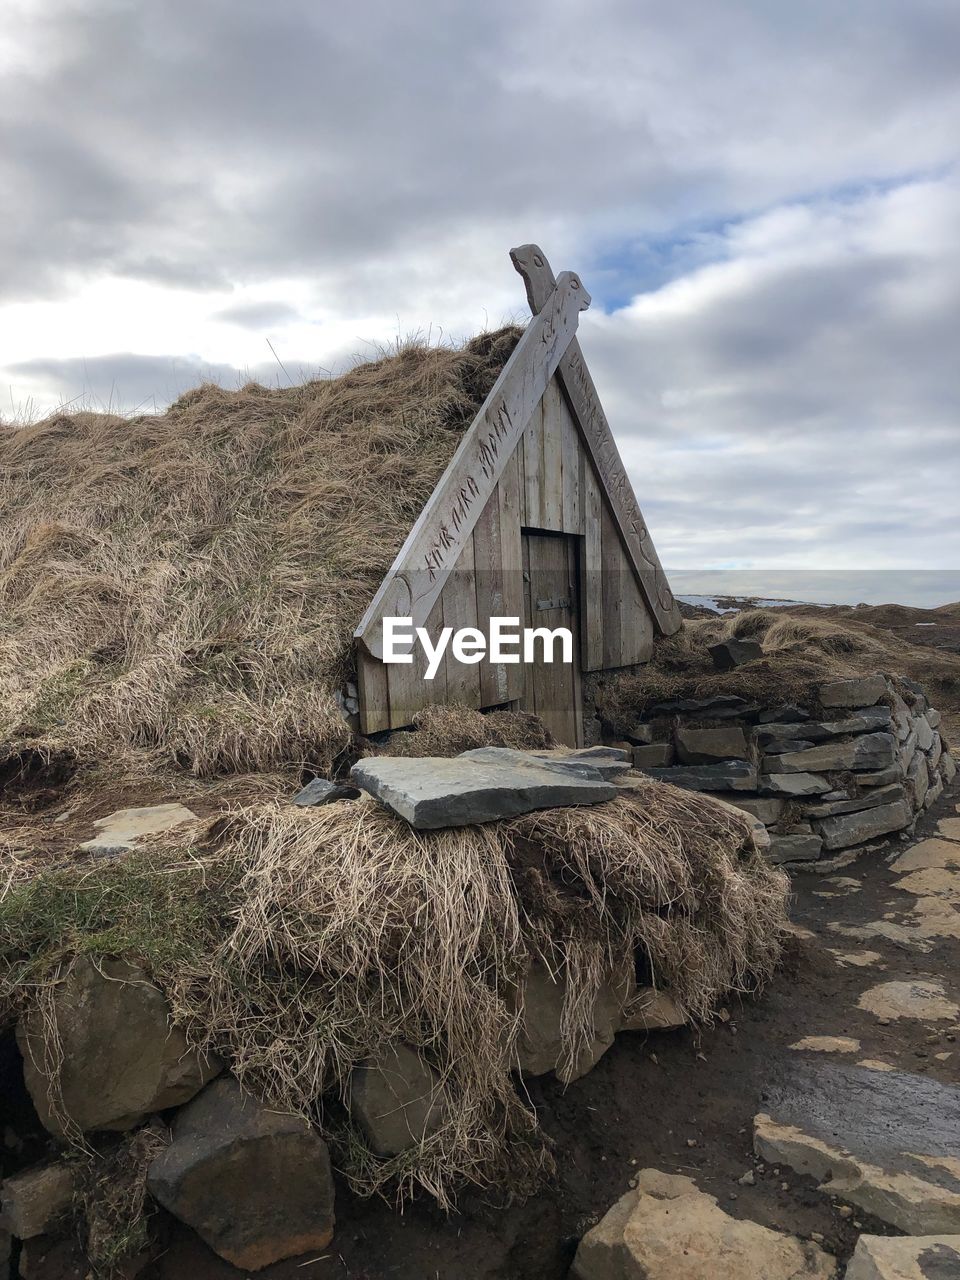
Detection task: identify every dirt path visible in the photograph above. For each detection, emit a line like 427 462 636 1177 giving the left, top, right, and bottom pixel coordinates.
149 778 959 1280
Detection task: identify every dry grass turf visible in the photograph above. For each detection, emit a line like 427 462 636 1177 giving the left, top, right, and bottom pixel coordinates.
0 781 787 1212
0 328 521 781
594 607 960 734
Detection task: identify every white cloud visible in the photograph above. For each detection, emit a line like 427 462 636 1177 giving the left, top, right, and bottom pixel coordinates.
0 0 957 601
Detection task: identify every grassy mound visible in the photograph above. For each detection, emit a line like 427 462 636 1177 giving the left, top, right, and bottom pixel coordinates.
0 329 521 780
0 782 787 1207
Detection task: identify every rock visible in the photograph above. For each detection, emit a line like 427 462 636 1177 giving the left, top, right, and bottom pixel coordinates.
820 676 887 708
738 1169 756 1186
925 775 945 810
624 724 654 745
621 988 686 1032
943 752 957 786
900 729 919 771
524 746 633 781
704 796 771 854
569 1167 836 1280
147 1078 334 1272
707 638 764 671
767 834 823 865
845 1234 960 1279
512 957 631 1083
0 1163 75 1238
754 1060 960 1234
709 794 785 824
763 733 897 775
858 766 902 787
676 726 751 764
640 761 758 792
858 979 960 1022
632 743 674 768
760 772 832 797
79 803 198 854
759 705 811 723
891 838 960 873
916 716 936 752
17 957 220 1137
815 799 912 850
928 734 944 774
763 739 815 755
350 751 616 828
891 690 913 740
907 752 930 809
292 777 360 806
789 1036 860 1054
757 708 891 747
648 695 755 715
350 1044 447 1157
803 783 907 819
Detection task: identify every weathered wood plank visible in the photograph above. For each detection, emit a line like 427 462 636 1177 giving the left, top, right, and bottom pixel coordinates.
510 244 681 637
525 532 579 746
600 500 625 670
497 451 526 702
473 485 511 707
440 531 481 708
568 536 585 746
386 596 446 730
620 558 656 665
540 377 564 531
355 270 591 657
357 650 390 734
560 388 582 534
522 398 543 530
580 454 604 672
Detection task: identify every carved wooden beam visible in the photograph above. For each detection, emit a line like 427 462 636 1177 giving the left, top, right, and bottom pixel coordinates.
355 269 591 658
510 244 681 636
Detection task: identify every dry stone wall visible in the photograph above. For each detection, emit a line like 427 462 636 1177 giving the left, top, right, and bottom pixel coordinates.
620 674 955 865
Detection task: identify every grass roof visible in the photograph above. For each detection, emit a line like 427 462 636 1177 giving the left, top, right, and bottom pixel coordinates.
0 327 521 780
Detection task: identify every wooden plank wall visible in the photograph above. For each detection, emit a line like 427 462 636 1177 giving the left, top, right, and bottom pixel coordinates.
358 375 656 732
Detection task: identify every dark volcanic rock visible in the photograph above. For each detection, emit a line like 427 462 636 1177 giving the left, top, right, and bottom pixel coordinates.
147 1078 335 1272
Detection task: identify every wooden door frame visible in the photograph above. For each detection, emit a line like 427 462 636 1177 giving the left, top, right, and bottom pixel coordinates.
520 526 585 747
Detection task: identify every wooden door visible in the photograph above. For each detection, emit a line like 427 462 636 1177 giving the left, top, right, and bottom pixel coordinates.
521 532 583 746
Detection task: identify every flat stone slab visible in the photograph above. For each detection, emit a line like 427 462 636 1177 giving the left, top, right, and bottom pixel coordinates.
80 802 198 853
820 675 887 708
817 799 912 850
760 772 832 797
764 732 897 776
857 979 960 1022
639 760 758 792
846 1234 960 1279
571 1167 836 1280
892 840 960 873
789 1035 860 1054
754 1060 960 1234
767 833 823 864
350 753 616 828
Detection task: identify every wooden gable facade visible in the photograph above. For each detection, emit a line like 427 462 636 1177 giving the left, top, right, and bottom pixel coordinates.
354 245 681 746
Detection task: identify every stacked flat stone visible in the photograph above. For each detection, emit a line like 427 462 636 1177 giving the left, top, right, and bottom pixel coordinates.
628 674 955 865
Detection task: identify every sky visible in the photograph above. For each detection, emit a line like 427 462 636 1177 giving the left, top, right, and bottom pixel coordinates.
1 0 958 606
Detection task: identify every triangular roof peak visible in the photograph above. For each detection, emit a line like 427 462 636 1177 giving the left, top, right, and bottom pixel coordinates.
355 245 679 659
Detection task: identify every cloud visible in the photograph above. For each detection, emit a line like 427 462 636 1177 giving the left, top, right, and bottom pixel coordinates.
580 175 960 578
212 300 303 329
7 352 282 413
0 0 958 603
